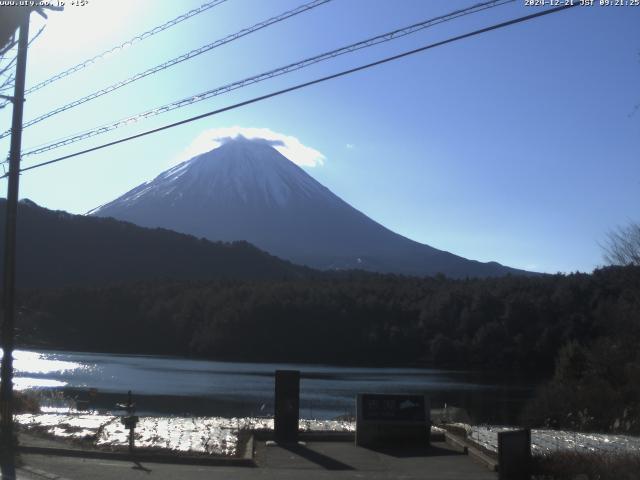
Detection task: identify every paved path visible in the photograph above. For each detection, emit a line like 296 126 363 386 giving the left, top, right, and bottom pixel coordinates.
15 441 497 480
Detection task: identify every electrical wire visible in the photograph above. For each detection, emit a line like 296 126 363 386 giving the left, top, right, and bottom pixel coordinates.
0 2 578 180
0 0 229 109
0 0 332 140
17 0 514 159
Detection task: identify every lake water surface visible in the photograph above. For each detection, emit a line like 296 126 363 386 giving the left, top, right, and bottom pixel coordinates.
11 349 534 422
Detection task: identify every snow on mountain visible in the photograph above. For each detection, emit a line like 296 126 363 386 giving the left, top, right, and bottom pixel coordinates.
90 136 530 278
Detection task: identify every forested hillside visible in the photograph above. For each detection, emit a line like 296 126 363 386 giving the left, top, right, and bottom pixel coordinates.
0 199 309 287
17 266 638 372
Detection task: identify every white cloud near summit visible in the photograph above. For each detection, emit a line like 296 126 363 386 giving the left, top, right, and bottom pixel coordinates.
174 127 326 167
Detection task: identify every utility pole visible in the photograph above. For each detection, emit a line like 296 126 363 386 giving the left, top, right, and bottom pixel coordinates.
1 9 30 453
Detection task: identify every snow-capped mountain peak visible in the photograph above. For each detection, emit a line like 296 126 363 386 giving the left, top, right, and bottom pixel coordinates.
91 137 330 214
90 136 528 278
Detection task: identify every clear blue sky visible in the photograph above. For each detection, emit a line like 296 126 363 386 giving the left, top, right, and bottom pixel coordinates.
0 0 638 274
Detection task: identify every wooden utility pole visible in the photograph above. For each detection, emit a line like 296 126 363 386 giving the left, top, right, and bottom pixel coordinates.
1 9 30 452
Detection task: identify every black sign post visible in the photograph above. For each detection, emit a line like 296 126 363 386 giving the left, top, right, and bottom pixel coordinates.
274 370 300 444
117 390 139 454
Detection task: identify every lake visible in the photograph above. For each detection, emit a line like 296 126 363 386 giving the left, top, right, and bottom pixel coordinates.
11 349 535 422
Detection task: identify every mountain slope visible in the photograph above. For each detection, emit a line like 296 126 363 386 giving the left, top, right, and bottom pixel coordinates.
90 136 531 278
0 198 308 288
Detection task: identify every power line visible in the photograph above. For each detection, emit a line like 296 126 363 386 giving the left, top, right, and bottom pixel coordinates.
0 0 229 109
18 0 514 159
1 2 578 180
0 0 332 140
0 25 46 99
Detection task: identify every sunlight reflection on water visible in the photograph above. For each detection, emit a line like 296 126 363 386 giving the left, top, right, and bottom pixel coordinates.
14 378 67 390
2 349 92 390
8 349 84 374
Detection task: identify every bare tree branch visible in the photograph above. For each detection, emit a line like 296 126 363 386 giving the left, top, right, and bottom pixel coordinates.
0 73 14 93
27 25 45 48
603 222 640 266
0 38 16 58
0 54 17 77
0 21 47 105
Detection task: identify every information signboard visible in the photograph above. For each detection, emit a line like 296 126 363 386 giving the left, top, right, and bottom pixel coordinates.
356 393 430 447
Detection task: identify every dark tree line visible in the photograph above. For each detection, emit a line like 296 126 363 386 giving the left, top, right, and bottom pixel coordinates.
14 266 638 372
521 266 640 433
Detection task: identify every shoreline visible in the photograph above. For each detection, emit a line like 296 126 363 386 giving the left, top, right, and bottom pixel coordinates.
16 345 544 380
16 344 438 370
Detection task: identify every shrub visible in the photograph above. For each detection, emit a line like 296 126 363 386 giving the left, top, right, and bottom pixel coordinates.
14 390 40 413
533 451 640 480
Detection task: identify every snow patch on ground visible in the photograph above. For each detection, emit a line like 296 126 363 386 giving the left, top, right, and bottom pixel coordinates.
16 413 355 456
450 423 640 456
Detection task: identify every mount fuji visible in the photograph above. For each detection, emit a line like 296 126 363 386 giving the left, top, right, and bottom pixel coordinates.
89 136 529 278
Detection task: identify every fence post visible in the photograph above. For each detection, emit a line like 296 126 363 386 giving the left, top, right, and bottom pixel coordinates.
498 429 531 480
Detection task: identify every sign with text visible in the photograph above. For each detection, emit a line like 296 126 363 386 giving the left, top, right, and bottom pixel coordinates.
356 393 430 447
361 394 427 422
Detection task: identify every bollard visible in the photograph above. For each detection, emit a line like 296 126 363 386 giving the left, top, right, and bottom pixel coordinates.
498 429 531 480
274 370 300 444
